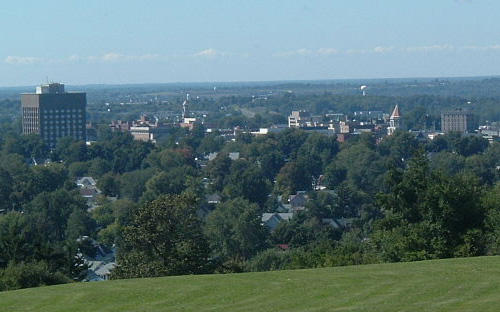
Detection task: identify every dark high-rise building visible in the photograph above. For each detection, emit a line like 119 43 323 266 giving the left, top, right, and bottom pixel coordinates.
22 83 86 148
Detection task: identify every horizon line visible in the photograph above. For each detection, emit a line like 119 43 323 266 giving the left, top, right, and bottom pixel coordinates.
1 74 499 90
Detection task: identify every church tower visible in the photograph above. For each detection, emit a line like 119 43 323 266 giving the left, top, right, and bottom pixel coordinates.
180 93 197 129
387 105 401 135
182 94 190 119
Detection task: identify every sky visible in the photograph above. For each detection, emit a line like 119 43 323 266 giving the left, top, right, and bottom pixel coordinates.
1 0 499 86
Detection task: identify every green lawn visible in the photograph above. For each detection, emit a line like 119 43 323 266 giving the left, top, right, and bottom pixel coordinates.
1 256 499 312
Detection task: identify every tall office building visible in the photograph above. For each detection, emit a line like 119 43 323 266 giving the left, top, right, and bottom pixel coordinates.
22 83 86 148
441 109 475 133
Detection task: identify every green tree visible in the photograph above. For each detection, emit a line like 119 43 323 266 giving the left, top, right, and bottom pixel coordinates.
26 163 68 197
68 161 91 179
20 134 49 159
323 161 347 189
0 261 69 291
141 166 198 202
54 138 89 164
88 158 112 178
456 135 489 157
275 161 311 198
197 132 225 155
205 197 267 264
429 151 465 176
277 128 308 159
483 183 500 254
204 153 232 192
297 132 339 175
26 189 87 242
0 168 13 211
146 148 195 172
112 194 211 279
65 208 95 242
374 152 486 261
465 154 496 185
97 173 120 197
0 212 31 268
336 143 385 194
378 130 420 161
222 160 270 207
117 168 156 202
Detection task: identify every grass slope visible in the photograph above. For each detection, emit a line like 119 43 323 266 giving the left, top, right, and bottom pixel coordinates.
1 256 500 312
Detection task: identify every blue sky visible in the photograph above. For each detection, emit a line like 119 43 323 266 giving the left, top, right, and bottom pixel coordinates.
1 0 499 86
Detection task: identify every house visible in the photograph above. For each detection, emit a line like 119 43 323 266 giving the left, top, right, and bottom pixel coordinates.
75 176 101 209
79 186 101 199
322 218 351 229
76 176 97 187
289 192 309 213
274 195 292 213
85 261 116 281
78 184 101 208
205 193 222 204
277 202 292 213
207 152 219 161
277 244 290 250
261 212 293 231
207 152 240 162
229 152 240 161
78 237 116 282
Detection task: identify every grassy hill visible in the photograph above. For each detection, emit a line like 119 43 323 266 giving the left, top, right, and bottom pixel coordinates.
1 256 500 312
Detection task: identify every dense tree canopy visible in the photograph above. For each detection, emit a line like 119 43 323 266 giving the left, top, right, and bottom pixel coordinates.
112 194 211 279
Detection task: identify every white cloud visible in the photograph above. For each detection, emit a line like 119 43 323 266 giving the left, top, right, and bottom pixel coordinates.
193 49 250 58
374 46 394 53
5 56 43 64
346 49 368 55
317 48 339 55
101 53 124 62
292 48 313 56
86 53 163 62
405 45 454 52
195 48 226 58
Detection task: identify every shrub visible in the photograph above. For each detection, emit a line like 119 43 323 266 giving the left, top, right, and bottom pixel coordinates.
0 262 70 291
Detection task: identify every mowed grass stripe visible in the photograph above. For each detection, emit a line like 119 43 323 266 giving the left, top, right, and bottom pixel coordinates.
1 256 500 312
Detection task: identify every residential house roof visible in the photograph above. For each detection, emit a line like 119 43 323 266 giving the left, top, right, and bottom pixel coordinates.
207 152 219 161
205 193 222 204
289 193 308 207
262 213 294 231
79 186 100 197
229 152 240 161
322 218 351 229
76 177 97 187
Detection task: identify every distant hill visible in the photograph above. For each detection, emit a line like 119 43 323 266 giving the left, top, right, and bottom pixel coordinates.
1 256 500 312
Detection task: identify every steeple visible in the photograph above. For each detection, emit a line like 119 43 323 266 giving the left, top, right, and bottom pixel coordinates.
390 105 401 119
182 94 189 119
388 105 402 135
